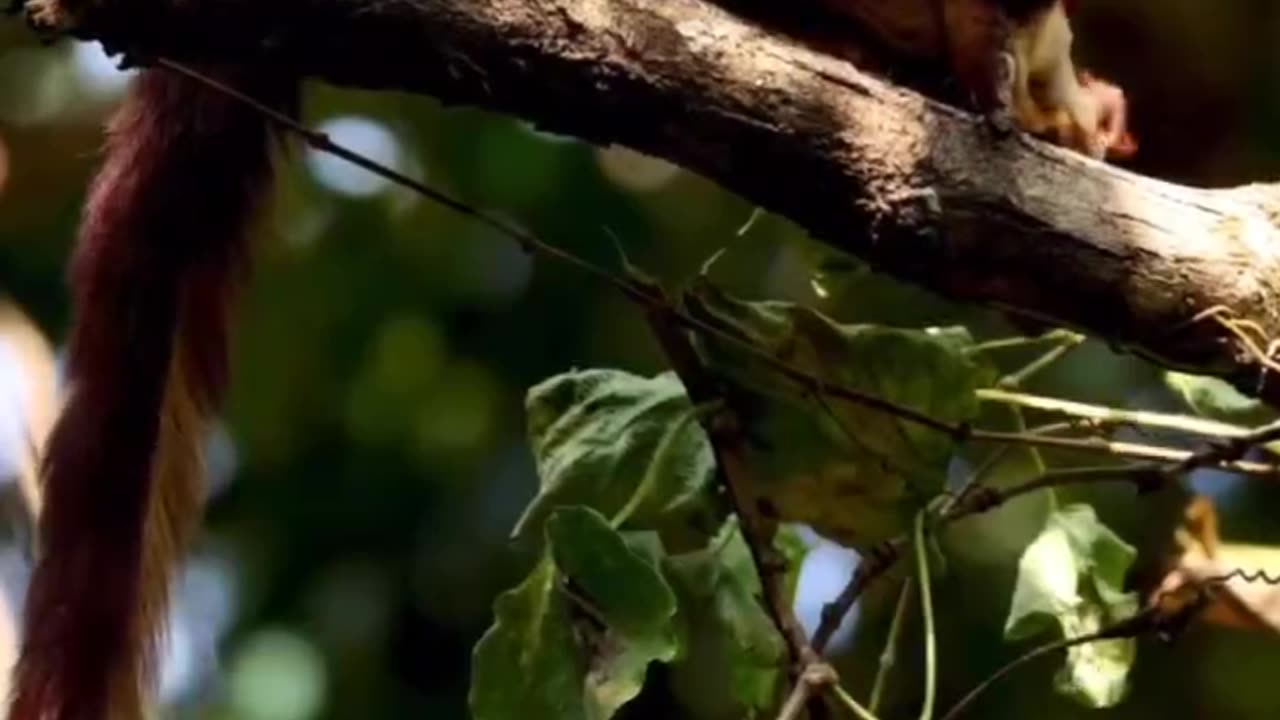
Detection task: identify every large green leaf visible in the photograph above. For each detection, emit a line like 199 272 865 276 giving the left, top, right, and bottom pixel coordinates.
470 506 680 720
662 520 805 720
684 281 995 547
515 370 719 543
1004 504 1139 709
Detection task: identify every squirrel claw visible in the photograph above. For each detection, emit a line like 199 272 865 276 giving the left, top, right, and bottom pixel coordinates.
982 50 1019 140
983 107 1017 139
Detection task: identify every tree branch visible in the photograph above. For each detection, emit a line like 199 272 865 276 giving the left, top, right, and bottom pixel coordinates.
40 0 1280 403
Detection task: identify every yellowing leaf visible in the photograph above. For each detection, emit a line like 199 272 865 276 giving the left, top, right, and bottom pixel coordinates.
683 281 994 547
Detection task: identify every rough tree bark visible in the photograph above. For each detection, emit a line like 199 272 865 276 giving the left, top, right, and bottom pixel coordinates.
39 0 1280 403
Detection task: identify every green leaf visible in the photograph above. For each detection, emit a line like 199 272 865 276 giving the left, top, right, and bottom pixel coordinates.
547 507 680 663
1165 371 1276 426
684 281 995 547
470 506 680 720
662 520 801 719
515 370 719 543
1004 504 1139 709
469 558 584 720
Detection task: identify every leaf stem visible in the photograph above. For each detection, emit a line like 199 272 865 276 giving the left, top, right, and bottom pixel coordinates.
996 333 1085 389
869 578 913 714
992 333 1083 511
977 388 1257 440
914 511 937 720
833 684 883 720
966 330 1081 356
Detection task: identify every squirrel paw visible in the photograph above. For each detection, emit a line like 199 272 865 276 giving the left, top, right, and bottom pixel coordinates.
982 51 1018 139
19 0 81 35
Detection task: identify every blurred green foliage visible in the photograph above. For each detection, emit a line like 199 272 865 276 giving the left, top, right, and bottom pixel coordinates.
3 1 1280 718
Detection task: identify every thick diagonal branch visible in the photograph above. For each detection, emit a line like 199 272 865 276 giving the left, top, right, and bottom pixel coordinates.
49 0 1280 403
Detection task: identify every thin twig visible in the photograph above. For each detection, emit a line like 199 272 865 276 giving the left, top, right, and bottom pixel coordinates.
940 567 1280 720
646 313 809 653
776 663 843 720
1172 417 1280 474
775 681 816 720
152 57 1280 484
946 419 1109 514
812 538 908 654
937 601 1173 720
642 305 826 719
816 463 1161 654
937 633 1098 720
815 341 1126 658
973 465 1153 512
155 59 960 440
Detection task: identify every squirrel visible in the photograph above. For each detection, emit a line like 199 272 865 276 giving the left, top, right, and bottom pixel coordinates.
7 1 297 718
818 0 1135 159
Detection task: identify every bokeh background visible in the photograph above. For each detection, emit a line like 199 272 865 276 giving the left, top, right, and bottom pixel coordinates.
3 1 1280 718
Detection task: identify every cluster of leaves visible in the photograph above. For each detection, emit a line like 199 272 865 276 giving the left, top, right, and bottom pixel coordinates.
470 368 801 720
468 283 1152 719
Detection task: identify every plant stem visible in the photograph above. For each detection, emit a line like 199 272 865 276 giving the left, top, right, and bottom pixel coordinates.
869 579 913 714
996 333 1084 389
967 429 1278 476
990 335 1084 509
645 309 827 720
977 387 1256 439
914 511 937 720
833 685 883 720
966 330 1082 356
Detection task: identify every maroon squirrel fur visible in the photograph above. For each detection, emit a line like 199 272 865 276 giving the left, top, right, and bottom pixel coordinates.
8 66 296 719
